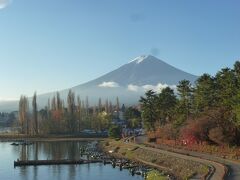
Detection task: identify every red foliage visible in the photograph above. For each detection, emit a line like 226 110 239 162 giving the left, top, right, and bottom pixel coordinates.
180 127 199 145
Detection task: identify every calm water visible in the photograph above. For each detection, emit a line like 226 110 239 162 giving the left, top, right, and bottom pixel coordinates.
0 141 143 180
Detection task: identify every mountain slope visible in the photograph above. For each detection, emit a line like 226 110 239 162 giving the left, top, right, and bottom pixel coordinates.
0 55 198 111
76 55 197 87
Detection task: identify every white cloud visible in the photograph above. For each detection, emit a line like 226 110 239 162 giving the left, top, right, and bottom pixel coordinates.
127 84 139 92
142 84 157 91
0 0 11 9
98 81 119 88
143 83 177 93
126 83 177 93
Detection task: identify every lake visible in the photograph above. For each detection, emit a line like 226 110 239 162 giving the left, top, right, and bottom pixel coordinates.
0 141 143 180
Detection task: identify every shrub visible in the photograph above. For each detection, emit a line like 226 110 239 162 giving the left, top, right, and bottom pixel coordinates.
180 127 199 145
208 127 225 145
155 124 178 140
108 125 121 138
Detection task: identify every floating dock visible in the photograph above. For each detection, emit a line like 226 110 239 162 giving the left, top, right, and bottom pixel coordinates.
14 159 103 167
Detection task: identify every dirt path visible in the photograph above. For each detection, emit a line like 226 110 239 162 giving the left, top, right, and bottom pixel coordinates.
146 142 240 180
133 136 227 180
131 142 225 180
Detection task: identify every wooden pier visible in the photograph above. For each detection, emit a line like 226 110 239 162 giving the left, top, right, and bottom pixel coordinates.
14 159 104 167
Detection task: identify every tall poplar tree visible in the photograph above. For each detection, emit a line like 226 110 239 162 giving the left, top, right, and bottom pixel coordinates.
67 90 76 133
19 95 29 134
32 92 38 135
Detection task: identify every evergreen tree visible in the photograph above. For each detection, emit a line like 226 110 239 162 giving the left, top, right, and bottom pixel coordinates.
215 68 237 108
175 80 193 127
156 87 177 125
193 74 215 114
139 90 157 131
232 61 240 130
125 107 141 129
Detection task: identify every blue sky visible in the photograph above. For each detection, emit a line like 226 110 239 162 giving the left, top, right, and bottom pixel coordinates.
0 0 240 100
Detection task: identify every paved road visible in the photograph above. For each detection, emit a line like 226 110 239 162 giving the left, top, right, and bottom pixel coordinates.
135 136 240 180
132 136 226 180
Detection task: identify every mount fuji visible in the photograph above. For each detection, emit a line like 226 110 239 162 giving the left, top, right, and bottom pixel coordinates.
0 55 198 111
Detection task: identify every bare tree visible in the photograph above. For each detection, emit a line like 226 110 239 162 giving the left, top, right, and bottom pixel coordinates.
116 97 120 118
51 96 56 111
109 101 113 114
105 99 109 113
116 97 120 111
67 89 76 133
32 92 38 135
85 96 89 116
77 96 81 132
19 95 29 134
98 98 102 113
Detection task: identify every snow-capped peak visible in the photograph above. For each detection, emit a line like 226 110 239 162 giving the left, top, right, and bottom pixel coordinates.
129 55 150 64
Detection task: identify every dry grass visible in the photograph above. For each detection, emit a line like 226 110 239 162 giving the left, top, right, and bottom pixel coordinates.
101 139 209 180
156 138 240 162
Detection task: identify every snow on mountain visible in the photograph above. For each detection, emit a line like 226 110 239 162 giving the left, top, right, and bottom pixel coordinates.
81 55 197 87
0 55 198 111
129 55 149 64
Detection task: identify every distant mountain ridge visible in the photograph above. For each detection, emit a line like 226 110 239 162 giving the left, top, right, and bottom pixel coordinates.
0 55 198 112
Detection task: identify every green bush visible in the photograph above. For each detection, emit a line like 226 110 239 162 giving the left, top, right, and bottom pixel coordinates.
146 170 167 180
108 125 121 138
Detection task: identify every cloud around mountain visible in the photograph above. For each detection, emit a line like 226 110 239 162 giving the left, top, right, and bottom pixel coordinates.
98 81 119 88
127 83 177 93
127 84 139 92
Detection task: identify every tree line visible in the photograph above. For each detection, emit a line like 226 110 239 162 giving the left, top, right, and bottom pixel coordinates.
18 91 121 135
140 61 240 145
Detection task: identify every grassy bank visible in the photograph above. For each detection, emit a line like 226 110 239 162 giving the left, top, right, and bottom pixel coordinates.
146 170 168 180
100 139 209 180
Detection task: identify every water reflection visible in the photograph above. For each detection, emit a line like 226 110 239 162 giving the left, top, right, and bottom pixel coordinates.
16 141 88 161
0 141 143 180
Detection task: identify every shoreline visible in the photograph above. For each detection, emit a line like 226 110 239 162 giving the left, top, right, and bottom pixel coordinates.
0 134 106 142
99 139 210 180
98 139 171 179
0 135 227 179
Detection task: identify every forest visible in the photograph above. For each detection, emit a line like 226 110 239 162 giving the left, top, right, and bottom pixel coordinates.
19 91 117 135
18 90 141 136
140 61 240 146
17 60 240 146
